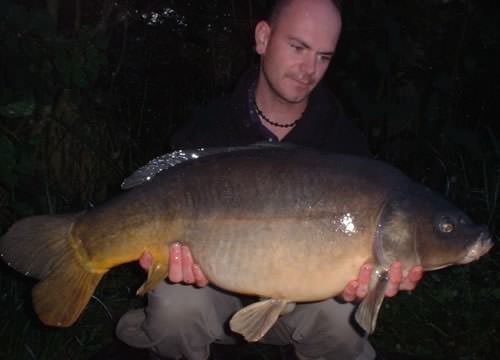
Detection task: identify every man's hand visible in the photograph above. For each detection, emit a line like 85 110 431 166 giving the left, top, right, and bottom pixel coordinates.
140 248 422 297
341 262 423 302
139 243 209 287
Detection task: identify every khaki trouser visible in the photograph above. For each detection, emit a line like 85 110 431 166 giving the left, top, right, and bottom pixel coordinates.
116 281 375 360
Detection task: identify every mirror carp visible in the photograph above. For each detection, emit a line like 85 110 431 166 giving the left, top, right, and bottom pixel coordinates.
0 144 493 341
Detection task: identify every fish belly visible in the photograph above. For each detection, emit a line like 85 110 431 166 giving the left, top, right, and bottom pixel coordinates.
184 217 373 301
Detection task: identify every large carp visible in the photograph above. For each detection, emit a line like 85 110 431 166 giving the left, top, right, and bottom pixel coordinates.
0 144 493 342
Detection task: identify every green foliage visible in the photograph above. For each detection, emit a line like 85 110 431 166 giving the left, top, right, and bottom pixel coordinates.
0 99 35 119
0 264 146 360
0 1 108 103
374 253 500 360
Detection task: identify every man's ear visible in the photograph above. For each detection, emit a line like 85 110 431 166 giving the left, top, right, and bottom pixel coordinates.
255 20 271 55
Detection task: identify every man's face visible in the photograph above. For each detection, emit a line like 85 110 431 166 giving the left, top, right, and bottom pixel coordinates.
256 0 342 104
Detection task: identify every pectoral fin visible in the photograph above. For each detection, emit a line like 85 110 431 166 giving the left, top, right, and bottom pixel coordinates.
230 299 290 342
136 250 169 295
354 268 389 334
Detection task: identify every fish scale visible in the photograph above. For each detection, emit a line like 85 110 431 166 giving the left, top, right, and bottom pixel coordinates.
0 144 493 342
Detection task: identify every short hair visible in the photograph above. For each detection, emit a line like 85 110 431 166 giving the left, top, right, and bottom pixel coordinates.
267 0 342 24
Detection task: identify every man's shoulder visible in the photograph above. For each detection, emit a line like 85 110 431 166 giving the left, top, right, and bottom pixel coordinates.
299 83 371 156
191 93 244 125
190 66 254 119
198 94 233 113
311 83 343 113
170 92 249 149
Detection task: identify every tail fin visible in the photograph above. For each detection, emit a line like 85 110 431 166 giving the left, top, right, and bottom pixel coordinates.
1 214 104 327
1 214 80 279
33 254 104 326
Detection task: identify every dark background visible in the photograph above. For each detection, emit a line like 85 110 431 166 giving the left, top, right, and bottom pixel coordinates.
0 0 499 359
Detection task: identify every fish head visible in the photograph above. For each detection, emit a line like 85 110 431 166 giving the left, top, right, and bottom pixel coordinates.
356 182 492 336
356 190 492 335
375 185 493 272
405 186 493 271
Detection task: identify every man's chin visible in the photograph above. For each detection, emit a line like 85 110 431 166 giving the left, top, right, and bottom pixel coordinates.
285 93 309 104
271 84 311 104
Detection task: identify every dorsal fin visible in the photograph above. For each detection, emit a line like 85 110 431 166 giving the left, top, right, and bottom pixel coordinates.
121 143 296 189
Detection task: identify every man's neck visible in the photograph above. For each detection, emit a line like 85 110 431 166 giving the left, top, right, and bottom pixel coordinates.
255 78 308 126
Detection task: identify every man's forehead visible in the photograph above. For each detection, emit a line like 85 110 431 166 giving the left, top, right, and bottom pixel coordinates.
272 0 341 34
271 0 341 51
272 0 340 23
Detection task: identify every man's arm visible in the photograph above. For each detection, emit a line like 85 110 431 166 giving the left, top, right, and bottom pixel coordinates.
139 246 422 300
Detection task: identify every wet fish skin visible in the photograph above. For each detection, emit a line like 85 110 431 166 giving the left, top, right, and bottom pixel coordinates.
0 145 492 340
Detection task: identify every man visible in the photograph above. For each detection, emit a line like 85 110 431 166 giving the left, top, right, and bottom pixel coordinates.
116 0 423 359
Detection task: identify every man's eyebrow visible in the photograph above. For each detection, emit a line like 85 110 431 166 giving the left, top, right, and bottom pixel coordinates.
287 36 335 56
288 36 311 49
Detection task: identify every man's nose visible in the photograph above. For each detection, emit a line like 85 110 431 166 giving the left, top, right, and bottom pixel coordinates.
300 54 317 76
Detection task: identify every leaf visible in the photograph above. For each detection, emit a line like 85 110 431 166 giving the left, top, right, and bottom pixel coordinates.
491 288 500 300
0 136 17 186
0 99 35 118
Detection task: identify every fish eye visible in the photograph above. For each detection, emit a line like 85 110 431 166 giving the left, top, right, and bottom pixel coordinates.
438 217 455 233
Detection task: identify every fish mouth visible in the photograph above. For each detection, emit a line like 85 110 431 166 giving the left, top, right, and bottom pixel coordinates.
458 231 494 265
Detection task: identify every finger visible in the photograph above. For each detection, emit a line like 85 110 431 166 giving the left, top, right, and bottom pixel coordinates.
168 243 183 283
138 250 153 271
410 266 424 282
356 263 373 299
181 245 195 284
193 264 209 287
400 265 424 291
341 280 359 302
385 262 402 297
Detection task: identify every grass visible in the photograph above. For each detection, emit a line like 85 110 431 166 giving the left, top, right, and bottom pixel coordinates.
0 264 144 360
372 253 500 360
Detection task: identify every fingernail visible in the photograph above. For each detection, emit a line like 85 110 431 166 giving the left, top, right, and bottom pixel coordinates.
357 286 368 297
182 245 192 259
171 244 181 261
